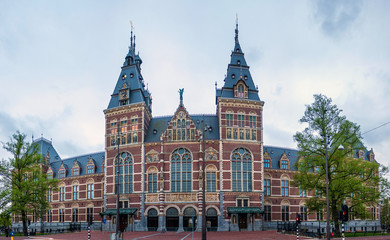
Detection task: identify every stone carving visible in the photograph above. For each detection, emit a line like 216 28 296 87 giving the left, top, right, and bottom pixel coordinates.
165 193 196 202
146 194 159 203
205 194 219 202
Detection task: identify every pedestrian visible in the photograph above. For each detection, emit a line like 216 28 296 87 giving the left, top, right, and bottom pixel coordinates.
5 227 9 237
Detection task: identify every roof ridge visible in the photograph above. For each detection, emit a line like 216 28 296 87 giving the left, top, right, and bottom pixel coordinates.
61 151 105 161
264 145 297 152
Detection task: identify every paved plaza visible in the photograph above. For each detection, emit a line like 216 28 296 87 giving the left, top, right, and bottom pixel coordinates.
2 230 390 240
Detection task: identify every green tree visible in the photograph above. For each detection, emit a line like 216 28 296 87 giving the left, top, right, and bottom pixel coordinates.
0 207 12 228
0 131 58 236
293 94 381 237
381 198 390 231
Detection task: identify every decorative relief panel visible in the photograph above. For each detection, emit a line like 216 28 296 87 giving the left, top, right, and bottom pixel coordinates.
205 147 218 161
165 193 197 202
146 194 159 203
146 150 159 163
205 193 219 202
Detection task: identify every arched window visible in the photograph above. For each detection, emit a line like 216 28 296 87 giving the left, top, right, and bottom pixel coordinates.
231 147 252 191
114 152 133 194
171 148 192 192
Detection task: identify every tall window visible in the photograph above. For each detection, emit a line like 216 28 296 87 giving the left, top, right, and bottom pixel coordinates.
282 205 289 221
264 179 271 196
264 205 271 221
281 180 289 196
238 113 245 127
249 115 256 128
120 119 128 133
206 171 217 192
47 210 52 223
60 187 65 201
48 189 52 202
264 159 271 168
59 209 65 222
87 208 93 224
232 148 252 192
300 206 308 221
171 148 192 192
148 171 157 193
73 185 79 200
87 184 94 199
226 113 233 127
299 187 306 197
115 152 133 194
72 208 78 222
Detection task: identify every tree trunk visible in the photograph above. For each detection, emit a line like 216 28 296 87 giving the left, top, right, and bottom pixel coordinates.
331 200 340 237
21 211 28 236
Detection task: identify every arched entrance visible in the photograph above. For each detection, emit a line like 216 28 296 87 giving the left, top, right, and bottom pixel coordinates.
183 207 197 231
166 207 179 231
206 208 218 231
147 209 158 231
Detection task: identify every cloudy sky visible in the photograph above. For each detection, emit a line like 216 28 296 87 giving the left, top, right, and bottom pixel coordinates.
1 1 389 169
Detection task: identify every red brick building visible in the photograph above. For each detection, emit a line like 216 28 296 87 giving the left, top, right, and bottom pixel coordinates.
14 23 378 233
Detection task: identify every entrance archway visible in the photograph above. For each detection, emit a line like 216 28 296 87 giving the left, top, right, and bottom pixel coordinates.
206 208 218 231
147 208 158 231
166 207 179 231
183 207 197 231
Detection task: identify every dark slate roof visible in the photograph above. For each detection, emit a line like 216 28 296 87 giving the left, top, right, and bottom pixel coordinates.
263 145 299 171
106 34 151 111
50 151 105 179
33 137 61 162
217 23 260 102
145 114 220 143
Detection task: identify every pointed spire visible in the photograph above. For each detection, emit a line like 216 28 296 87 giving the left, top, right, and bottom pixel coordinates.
235 13 239 43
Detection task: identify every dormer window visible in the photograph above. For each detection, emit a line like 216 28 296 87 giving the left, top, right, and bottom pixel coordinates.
281 160 289 169
72 167 79 176
59 169 65 178
87 165 94 174
358 150 364 159
280 153 290 170
238 85 244 98
237 60 241 65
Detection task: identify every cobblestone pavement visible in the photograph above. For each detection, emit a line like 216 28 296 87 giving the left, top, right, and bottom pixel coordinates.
2 230 390 240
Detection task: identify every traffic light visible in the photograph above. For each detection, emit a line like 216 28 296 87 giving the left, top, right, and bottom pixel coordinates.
341 205 348 222
296 213 301 224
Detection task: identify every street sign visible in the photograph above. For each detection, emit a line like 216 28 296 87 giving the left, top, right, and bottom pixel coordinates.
10 231 14 236
103 218 106 224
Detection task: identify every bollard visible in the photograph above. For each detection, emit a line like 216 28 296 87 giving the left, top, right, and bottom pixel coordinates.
296 223 299 240
88 225 91 240
342 222 345 240
28 226 30 239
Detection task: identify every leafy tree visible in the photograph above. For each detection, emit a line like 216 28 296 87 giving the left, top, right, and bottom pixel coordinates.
293 94 382 236
0 131 58 236
0 207 12 228
381 198 390 231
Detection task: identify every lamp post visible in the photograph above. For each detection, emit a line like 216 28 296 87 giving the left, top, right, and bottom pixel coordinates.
323 134 331 240
116 124 121 240
201 117 207 240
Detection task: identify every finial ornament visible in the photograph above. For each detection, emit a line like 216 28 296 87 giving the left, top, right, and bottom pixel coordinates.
235 14 239 41
179 88 184 105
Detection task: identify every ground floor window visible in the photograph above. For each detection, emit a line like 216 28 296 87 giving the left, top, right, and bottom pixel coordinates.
300 206 307 221
282 205 289 221
72 208 78 222
59 209 65 222
264 205 271 221
87 208 93 224
47 210 52 223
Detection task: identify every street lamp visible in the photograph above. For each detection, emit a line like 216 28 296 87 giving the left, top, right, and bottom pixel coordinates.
115 124 122 240
201 117 212 240
323 134 331 240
